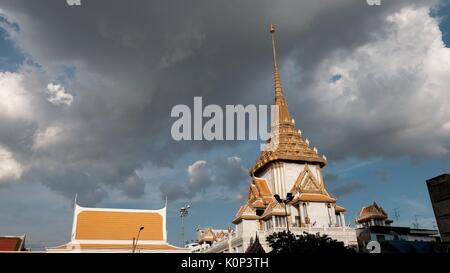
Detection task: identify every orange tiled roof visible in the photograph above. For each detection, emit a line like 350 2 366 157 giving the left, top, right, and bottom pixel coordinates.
356 202 389 223
79 244 179 250
253 178 272 196
75 210 163 241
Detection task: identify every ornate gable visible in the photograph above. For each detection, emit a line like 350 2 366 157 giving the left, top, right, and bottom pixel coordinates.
260 201 289 220
232 203 259 224
303 176 321 192
291 164 329 196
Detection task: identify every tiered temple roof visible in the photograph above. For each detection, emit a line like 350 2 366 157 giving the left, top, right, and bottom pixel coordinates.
234 24 345 225
250 24 327 175
356 202 393 224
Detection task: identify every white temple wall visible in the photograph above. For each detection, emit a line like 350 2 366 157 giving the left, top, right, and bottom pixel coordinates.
258 163 326 198
260 166 274 193
305 202 332 227
240 219 258 239
282 163 304 193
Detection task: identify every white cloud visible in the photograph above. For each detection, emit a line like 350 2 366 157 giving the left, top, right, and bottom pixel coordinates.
303 6 450 158
46 83 74 106
33 126 64 150
0 145 23 182
0 72 33 120
161 156 248 202
187 160 208 190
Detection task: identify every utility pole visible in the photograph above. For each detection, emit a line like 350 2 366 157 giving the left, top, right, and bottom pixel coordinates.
412 215 420 229
180 205 191 247
392 208 400 223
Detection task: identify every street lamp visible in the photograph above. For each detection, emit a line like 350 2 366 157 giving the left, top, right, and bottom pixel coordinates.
180 205 191 247
274 192 294 253
274 192 294 233
132 226 144 253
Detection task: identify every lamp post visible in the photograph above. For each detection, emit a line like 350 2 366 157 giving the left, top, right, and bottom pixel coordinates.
274 192 294 232
132 226 144 253
180 205 190 247
274 192 294 252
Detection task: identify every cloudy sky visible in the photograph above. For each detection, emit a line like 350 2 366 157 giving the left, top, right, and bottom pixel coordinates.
0 0 449 249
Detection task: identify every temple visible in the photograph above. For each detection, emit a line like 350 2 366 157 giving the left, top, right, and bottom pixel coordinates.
46 204 185 253
355 202 393 228
200 25 357 253
355 202 439 252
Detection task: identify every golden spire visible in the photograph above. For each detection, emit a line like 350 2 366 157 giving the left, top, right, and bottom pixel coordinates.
250 24 327 175
269 24 291 123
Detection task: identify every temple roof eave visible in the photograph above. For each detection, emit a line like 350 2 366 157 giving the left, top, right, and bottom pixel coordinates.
251 156 327 175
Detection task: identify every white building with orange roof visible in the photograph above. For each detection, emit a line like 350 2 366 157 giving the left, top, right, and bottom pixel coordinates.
46 204 187 253
355 202 393 228
201 25 357 253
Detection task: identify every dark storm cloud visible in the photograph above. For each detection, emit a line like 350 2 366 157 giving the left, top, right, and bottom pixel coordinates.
324 174 338 183
331 181 366 198
0 0 443 204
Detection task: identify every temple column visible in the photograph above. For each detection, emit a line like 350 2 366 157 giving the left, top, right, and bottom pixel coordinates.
340 213 346 228
303 203 309 226
298 203 305 227
330 206 336 226
280 164 286 198
271 167 277 196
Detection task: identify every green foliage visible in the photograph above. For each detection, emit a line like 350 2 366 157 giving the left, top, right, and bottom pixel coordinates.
266 231 356 254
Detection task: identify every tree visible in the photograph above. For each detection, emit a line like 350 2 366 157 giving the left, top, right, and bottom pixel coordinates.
266 231 356 254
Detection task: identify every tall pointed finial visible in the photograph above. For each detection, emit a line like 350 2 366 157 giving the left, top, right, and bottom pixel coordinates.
74 193 78 207
269 24 282 99
269 23 278 69
269 23 291 123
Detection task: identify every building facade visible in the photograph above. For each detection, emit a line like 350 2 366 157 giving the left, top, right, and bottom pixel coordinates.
0 235 28 252
427 173 450 243
355 202 439 253
200 25 357 253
